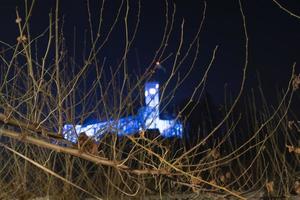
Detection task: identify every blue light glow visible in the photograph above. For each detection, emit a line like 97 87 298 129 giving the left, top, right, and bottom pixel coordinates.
63 82 183 142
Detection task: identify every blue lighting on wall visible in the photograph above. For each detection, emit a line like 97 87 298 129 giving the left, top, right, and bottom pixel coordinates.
63 82 183 142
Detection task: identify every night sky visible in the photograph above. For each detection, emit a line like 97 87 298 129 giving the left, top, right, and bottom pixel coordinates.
0 0 299 107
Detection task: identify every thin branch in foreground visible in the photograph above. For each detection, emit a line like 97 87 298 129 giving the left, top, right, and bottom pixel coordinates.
0 127 170 176
272 0 300 20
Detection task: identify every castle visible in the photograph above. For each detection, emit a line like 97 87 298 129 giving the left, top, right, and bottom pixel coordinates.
63 82 183 142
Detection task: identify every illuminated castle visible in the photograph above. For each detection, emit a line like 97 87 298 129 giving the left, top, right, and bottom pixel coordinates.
63 82 183 141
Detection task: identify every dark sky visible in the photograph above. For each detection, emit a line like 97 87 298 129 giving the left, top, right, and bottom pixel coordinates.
0 0 299 106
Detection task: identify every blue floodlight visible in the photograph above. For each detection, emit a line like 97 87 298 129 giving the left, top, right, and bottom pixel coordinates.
63 82 183 142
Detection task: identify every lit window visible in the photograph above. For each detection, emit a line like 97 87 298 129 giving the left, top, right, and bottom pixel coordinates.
145 91 148 96
149 88 156 95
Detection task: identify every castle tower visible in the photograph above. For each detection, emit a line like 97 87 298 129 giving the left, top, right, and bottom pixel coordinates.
144 82 160 129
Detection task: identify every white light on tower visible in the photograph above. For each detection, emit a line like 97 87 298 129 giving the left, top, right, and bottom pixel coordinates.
149 88 157 95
